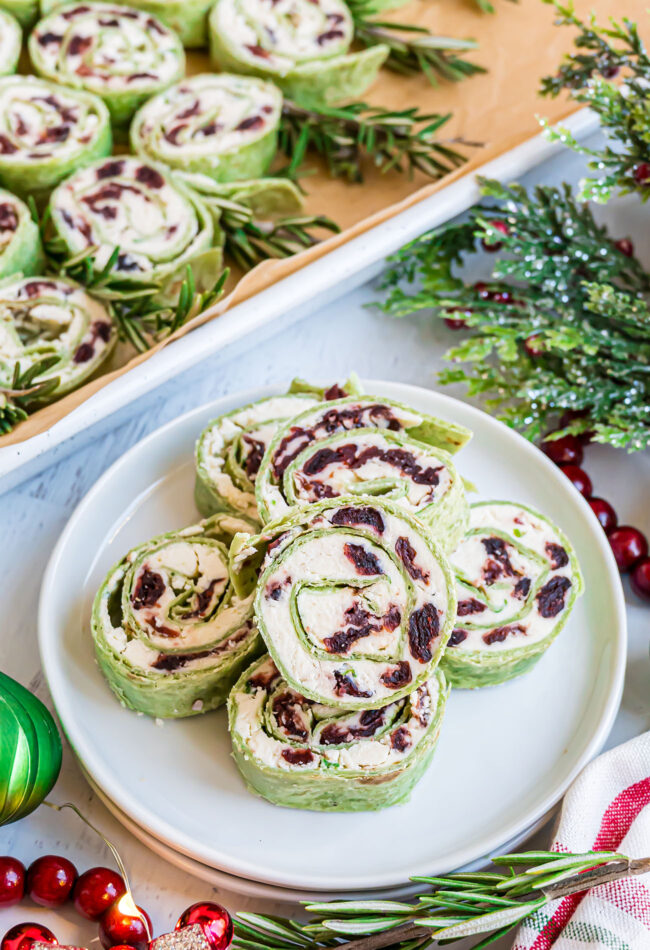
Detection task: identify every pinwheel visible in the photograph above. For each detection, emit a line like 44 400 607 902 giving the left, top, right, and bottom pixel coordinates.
0 0 38 29
49 155 218 298
231 496 456 709
92 513 262 719
0 10 21 77
0 189 45 279
131 74 282 182
0 275 116 400
441 501 583 688
208 0 388 107
0 76 112 205
38 0 214 46
229 654 448 811
29 3 185 131
255 393 472 525
194 379 358 523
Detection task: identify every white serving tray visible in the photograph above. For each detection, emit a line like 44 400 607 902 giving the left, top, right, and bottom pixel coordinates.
0 109 598 494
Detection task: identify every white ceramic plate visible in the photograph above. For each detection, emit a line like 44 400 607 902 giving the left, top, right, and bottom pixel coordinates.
39 380 626 892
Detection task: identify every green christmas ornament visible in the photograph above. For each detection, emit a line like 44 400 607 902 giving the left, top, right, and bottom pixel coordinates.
0 672 62 825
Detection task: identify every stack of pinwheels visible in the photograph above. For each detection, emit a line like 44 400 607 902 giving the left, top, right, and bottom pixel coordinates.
91 375 583 813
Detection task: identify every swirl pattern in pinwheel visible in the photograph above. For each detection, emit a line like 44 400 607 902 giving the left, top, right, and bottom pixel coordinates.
0 189 44 279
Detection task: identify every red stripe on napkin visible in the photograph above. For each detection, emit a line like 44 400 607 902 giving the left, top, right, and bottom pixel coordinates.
528 776 650 949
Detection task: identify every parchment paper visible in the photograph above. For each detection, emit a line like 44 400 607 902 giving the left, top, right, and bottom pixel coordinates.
3 0 643 446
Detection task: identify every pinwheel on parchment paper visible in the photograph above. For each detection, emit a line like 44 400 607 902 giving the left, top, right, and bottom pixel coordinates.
194 377 360 522
442 501 583 688
92 512 262 719
228 652 448 811
0 189 44 279
231 496 457 710
0 76 112 206
29 3 185 131
38 0 214 46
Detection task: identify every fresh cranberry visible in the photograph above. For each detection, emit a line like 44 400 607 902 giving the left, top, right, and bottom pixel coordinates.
176 902 233 950
26 856 77 908
474 281 490 298
601 64 620 79
542 433 584 466
615 237 634 257
633 163 650 186
558 410 592 443
444 316 467 330
631 558 650 600
524 334 544 358
481 219 509 252
589 497 618 533
608 526 648 573
0 858 25 906
560 465 592 498
1 924 57 950
73 867 126 921
492 289 512 304
99 899 152 950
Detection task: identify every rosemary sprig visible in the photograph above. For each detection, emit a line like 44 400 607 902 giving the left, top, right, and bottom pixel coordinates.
232 850 650 950
347 0 484 85
211 195 340 270
375 177 650 451
280 100 469 182
540 0 650 203
0 356 61 434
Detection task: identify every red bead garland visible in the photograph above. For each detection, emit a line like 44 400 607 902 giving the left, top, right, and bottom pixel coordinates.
0 855 233 950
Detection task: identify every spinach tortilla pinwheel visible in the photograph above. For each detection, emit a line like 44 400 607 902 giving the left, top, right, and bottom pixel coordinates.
441 501 583 689
0 190 45 279
130 74 282 183
255 394 472 526
38 0 214 46
29 3 185 131
49 155 218 298
232 497 456 709
229 653 448 811
92 513 262 719
195 378 360 523
208 0 388 107
0 10 21 77
0 76 112 205
0 0 37 30
0 275 116 399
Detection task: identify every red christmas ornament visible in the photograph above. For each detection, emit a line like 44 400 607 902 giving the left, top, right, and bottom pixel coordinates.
73 867 125 921
631 558 650 601
608 526 649 573
589 497 618 534
26 857 77 908
541 434 584 467
0 858 26 906
99 897 152 950
176 903 233 950
1 923 57 950
560 465 592 498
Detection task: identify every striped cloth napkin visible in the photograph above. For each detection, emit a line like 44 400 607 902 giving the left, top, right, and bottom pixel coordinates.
513 732 650 949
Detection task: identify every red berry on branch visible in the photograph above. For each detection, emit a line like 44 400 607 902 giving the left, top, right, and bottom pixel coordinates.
73 867 126 921
474 281 490 298
0 858 25 906
608 526 649 573
176 903 233 950
541 433 584 466
99 898 152 950
633 163 650 186
1 923 57 950
524 334 544 358
601 64 620 79
560 465 593 498
631 558 650 601
615 237 634 257
481 219 509 252
589 497 618 534
26 856 77 908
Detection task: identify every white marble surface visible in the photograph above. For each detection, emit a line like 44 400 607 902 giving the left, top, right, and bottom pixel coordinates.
1 143 650 949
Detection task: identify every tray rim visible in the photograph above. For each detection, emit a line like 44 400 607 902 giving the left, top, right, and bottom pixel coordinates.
0 108 598 493
38 376 627 890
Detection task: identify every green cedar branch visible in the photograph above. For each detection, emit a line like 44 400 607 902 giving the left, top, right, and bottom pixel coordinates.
0 356 61 435
376 177 650 451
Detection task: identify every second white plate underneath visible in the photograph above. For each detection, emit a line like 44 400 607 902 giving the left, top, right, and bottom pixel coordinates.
39 380 626 892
